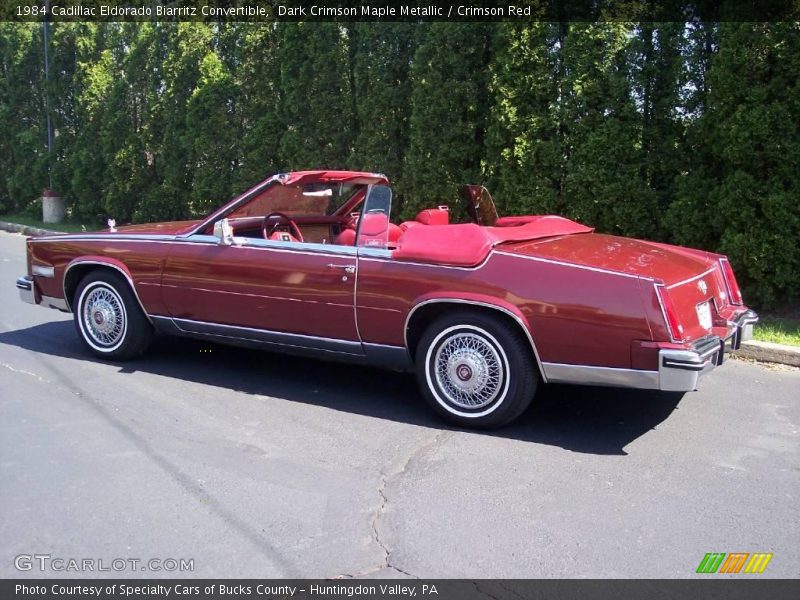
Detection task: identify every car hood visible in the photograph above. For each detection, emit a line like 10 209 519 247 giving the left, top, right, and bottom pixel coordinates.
502 233 717 285
94 220 202 236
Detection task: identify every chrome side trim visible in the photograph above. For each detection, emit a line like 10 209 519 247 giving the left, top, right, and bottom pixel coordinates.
544 334 733 392
30 233 177 243
30 233 364 259
357 247 393 259
183 234 361 258
492 250 653 281
666 266 717 290
16 275 35 305
358 251 493 271
404 298 547 383
171 317 364 355
32 264 55 278
543 362 660 389
62 259 152 323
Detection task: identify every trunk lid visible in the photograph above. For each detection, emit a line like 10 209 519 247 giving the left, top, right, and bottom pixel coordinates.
503 233 731 341
504 233 715 285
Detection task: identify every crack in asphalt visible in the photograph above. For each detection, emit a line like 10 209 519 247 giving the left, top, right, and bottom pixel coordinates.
0 360 60 386
334 429 452 579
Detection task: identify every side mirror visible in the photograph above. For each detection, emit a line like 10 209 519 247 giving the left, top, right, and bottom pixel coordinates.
213 218 234 246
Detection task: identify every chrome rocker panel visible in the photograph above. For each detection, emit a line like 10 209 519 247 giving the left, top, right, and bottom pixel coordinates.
545 310 759 393
16 269 757 390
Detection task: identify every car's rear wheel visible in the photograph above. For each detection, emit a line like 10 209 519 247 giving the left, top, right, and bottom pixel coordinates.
73 270 153 360
415 310 538 428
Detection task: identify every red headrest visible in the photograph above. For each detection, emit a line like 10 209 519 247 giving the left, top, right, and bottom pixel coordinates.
360 212 389 236
415 206 450 226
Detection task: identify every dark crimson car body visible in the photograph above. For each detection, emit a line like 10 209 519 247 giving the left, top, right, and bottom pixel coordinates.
17 170 758 427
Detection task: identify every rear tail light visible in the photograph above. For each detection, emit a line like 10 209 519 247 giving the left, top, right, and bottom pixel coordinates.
719 258 743 305
656 284 685 342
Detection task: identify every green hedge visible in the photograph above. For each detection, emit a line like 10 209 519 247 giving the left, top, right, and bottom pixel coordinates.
1 21 798 307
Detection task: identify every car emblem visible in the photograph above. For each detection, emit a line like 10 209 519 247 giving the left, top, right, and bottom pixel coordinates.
698 280 708 295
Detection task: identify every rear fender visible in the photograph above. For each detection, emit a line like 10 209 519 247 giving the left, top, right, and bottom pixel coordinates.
405 292 546 381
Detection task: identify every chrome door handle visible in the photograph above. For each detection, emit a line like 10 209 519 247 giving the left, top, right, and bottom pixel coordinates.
327 264 356 274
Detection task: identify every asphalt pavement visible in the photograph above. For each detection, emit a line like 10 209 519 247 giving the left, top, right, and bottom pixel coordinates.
0 230 798 579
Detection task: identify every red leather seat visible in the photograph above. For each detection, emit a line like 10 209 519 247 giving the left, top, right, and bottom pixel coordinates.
335 228 356 246
334 219 402 246
415 206 450 226
387 223 402 243
358 213 390 247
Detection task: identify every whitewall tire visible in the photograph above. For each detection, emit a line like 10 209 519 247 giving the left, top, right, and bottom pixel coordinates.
73 270 153 360
415 310 538 428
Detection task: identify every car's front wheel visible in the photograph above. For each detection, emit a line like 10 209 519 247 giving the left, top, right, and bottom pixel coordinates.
415 311 538 428
73 270 153 360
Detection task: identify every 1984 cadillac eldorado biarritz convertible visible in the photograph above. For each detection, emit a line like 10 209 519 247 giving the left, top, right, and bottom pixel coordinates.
17 170 758 428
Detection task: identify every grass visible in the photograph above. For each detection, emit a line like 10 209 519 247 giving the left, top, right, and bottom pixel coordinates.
0 212 97 233
752 315 800 347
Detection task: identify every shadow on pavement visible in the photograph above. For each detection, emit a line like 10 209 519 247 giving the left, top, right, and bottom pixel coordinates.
0 321 684 455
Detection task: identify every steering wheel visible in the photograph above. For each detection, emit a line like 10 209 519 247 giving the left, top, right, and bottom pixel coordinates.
261 211 304 242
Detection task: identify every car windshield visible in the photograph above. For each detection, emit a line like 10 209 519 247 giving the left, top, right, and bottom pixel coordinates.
228 182 361 219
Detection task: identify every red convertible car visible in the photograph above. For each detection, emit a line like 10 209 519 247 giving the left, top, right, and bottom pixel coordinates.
17 170 758 428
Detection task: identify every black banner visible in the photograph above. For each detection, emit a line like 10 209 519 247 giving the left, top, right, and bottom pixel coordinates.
1 0 798 23
3 580 800 600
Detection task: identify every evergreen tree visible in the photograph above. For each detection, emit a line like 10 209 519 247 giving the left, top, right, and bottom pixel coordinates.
484 22 562 216
64 23 112 223
348 23 419 184
631 22 684 233
277 22 354 170
139 23 213 222
559 23 657 237
668 22 800 306
0 23 48 214
236 23 283 189
186 48 241 215
402 22 496 218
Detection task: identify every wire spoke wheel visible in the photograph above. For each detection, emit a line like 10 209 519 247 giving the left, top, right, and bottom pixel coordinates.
417 312 538 428
81 284 127 349
433 331 504 409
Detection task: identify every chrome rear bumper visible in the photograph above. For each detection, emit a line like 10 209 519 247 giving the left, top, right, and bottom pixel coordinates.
658 309 758 392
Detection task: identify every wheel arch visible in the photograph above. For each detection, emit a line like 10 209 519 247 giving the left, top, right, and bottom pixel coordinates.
404 296 547 383
64 258 152 324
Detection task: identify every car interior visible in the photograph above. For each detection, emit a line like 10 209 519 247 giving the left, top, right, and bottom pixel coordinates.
200 179 593 267
205 182 519 248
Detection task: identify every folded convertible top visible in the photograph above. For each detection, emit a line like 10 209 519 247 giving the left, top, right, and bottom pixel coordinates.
392 215 594 267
